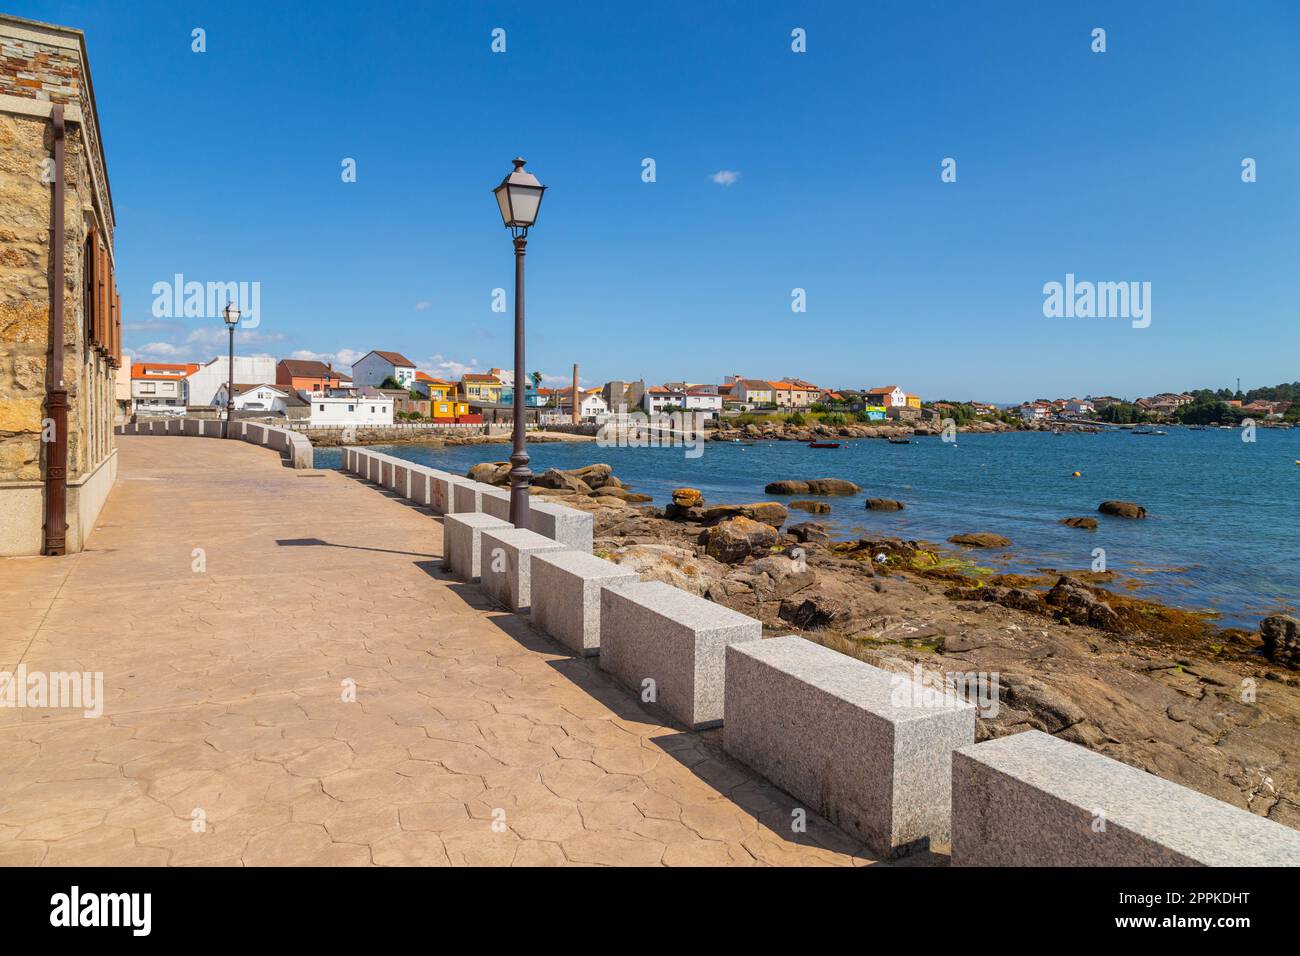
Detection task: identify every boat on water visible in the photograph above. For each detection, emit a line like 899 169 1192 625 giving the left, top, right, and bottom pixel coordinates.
807 441 841 449
887 436 911 445
1131 427 1166 435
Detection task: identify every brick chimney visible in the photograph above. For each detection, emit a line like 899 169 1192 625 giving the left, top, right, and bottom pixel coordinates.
572 363 580 424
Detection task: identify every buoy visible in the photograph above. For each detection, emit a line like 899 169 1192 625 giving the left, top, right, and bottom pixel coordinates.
1072 471 1081 477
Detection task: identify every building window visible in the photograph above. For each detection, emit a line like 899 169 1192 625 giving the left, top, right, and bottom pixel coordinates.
347 405 354 412
319 404 325 411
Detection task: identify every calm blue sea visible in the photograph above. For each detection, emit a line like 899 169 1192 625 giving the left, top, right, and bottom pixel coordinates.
313 428 1300 628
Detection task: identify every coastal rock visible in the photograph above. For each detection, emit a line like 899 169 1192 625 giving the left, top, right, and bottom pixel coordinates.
1001 676 1088 735
671 487 703 507
1260 615 1300 670
467 461 510 485
948 532 1012 548
534 468 594 495
605 543 713 596
764 478 861 496
664 503 707 522
788 522 830 545
808 478 861 495
701 502 789 528
570 463 614 488
789 500 830 514
998 588 1043 612
1045 576 1121 631
865 498 905 511
1098 500 1147 519
595 486 652 503
778 590 849 630
1061 516 1098 530
699 515 780 564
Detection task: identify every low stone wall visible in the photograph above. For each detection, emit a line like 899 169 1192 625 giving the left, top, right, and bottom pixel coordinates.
115 419 313 469
287 423 513 446
338 445 1300 866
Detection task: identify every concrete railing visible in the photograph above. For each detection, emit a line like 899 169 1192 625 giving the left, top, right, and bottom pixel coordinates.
116 419 313 469
341 444 1300 866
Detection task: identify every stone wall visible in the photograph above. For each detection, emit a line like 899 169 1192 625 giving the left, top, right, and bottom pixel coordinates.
0 14 121 555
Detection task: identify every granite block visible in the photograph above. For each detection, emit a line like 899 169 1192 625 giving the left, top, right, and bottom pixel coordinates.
599 581 761 730
478 528 568 612
527 499 594 553
442 512 513 581
951 729 1300 866
529 550 639 655
724 635 974 859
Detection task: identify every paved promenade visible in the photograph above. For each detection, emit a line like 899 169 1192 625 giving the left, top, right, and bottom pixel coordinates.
0 436 881 866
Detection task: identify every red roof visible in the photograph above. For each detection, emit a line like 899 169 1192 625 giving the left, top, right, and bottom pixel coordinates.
132 362 199 379
368 350 416 367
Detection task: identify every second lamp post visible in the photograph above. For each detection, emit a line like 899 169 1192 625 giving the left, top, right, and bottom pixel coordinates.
492 157 546 527
222 301 240 438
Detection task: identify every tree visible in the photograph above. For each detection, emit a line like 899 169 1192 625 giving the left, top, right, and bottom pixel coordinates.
379 376 404 390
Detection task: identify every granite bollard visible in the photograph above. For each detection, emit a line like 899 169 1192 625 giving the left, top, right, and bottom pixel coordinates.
724 636 974 858
527 500 594 553
452 481 499 516
951 729 1300 866
431 473 471 515
477 528 568 612
599 581 761 730
530 551 639 656
480 487 512 521
442 513 513 582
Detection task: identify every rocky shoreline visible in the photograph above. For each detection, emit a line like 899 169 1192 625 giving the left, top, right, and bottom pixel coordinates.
467 461 1300 828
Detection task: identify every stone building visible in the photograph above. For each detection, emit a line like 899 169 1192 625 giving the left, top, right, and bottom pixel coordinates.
0 14 120 555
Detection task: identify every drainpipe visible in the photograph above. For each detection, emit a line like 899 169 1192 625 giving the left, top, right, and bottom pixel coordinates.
43 105 69 556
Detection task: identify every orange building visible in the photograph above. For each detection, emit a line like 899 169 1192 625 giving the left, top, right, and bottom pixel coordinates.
275 359 349 395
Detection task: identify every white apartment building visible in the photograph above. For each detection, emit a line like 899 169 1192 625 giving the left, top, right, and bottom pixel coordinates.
187 355 277 407
683 389 723 418
131 376 186 413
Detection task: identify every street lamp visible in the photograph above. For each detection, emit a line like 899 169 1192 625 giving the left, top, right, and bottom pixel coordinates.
222 301 240 438
493 157 546 527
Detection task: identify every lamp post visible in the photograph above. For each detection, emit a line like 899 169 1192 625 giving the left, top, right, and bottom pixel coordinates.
492 157 546 527
222 301 240 438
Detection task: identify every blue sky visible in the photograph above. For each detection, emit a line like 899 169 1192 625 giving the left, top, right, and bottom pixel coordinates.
14 0 1300 401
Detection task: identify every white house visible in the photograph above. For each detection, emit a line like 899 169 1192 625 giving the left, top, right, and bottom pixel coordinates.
187 355 277 407
683 389 723 419
866 385 909 409
308 394 394 426
213 383 307 417
351 350 416 389
641 386 685 415
1018 402 1051 421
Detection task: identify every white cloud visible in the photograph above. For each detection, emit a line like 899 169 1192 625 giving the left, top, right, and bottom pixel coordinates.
541 373 578 386
134 341 187 358
710 169 740 186
414 301 432 311
422 353 480 380
185 327 286 347
289 347 366 372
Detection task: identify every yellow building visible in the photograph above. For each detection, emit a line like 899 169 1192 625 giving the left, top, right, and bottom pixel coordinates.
461 373 503 404
906 393 922 410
